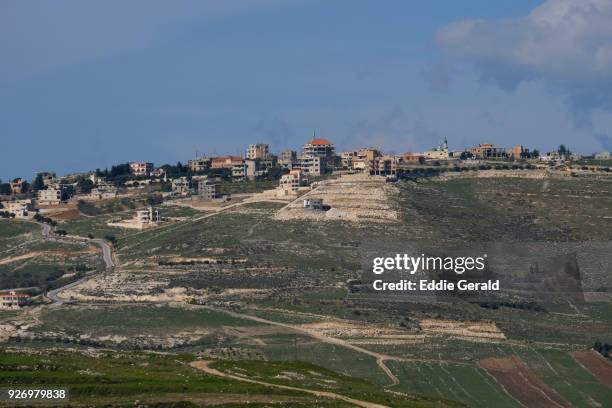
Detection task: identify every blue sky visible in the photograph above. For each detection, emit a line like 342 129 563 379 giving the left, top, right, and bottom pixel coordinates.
1 0 611 180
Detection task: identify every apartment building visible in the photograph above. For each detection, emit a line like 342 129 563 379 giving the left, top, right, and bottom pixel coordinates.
279 169 308 192
198 180 219 200
89 185 118 200
297 155 325 176
211 156 244 169
246 144 270 160
340 151 357 169
37 171 57 186
4 200 36 218
507 145 531 160
370 155 397 176
0 291 31 309
278 150 297 169
302 138 335 158
471 143 507 160
129 162 154 176
188 156 211 172
38 187 66 205
171 177 191 196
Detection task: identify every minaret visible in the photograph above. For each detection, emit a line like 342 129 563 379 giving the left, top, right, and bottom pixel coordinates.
443 137 449 152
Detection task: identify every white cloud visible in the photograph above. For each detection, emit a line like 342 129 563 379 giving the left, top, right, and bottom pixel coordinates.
436 0 612 149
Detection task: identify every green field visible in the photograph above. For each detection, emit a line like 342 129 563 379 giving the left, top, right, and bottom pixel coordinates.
39 305 264 336
388 360 521 408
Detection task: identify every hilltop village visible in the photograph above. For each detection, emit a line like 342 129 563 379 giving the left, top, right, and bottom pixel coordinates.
1 137 610 223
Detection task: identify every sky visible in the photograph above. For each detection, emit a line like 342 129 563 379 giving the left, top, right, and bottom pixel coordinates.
2 0 612 181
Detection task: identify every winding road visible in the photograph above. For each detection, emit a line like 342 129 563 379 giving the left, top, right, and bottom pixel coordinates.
190 360 390 408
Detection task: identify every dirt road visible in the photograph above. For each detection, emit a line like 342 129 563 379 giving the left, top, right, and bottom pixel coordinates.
190 360 390 408
202 306 400 386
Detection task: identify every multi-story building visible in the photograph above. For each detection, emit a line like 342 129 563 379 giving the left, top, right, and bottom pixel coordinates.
0 291 31 309
340 151 357 169
278 150 297 169
297 155 325 176
171 177 191 196
246 144 270 160
129 162 154 176
188 156 211 173
470 143 507 160
231 160 247 181
507 145 530 160
198 180 219 200
279 169 308 192
211 156 244 169
10 178 26 194
38 187 66 205
594 151 610 160
4 200 36 218
89 185 118 200
37 171 57 186
136 207 161 224
370 155 397 176
302 138 335 158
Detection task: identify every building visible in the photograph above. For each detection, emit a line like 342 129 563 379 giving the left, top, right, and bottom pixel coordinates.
470 143 507 160
279 169 308 192
402 153 425 164
302 138 335 158
231 160 247 181
595 151 610 160
0 291 31 309
198 180 219 200
417 138 449 160
508 145 531 160
129 162 154 176
171 177 191 196
297 155 325 176
304 198 324 211
89 185 118 200
4 200 36 218
278 150 297 169
246 144 270 160
188 156 211 172
37 187 66 205
37 171 57 186
370 155 397 176
10 178 26 194
136 207 161 224
211 156 244 169
107 207 161 230
340 151 357 169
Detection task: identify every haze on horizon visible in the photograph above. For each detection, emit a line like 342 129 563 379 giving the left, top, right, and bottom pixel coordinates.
1 0 612 180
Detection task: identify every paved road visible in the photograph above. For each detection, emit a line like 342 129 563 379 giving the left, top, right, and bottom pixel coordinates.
190 360 390 408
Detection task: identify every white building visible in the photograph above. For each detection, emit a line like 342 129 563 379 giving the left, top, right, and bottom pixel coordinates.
0 291 31 309
302 138 335 158
38 187 65 205
595 151 610 160
4 200 36 218
279 169 308 192
297 155 324 176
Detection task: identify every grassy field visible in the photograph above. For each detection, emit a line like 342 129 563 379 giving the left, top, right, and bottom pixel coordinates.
388 360 521 408
212 360 463 408
516 348 612 408
0 349 312 407
38 305 264 337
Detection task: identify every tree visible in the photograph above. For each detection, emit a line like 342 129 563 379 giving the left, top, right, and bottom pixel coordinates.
0 183 11 195
32 174 45 191
460 151 474 160
76 178 94 194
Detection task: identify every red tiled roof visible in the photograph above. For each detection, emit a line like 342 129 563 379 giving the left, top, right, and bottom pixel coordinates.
309 138 332 146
